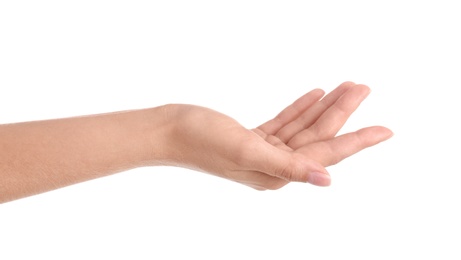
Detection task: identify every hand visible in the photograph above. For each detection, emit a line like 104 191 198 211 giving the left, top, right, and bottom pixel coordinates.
163 82 393 190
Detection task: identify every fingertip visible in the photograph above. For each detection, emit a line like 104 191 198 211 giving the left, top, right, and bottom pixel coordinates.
375 126 394 140
383 127 394 139
310 88 326 98
307 171 331 186
339 81 356 87
357 126 394 144
354 84 371 97
312 88 325 93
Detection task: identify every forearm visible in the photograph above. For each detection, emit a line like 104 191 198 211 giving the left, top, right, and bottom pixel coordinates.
0 106 173 203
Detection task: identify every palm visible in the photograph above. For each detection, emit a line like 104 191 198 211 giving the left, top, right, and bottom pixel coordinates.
253 82 392 169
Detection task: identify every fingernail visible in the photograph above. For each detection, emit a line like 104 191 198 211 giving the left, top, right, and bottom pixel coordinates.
307 172 331 186
385 129 394 139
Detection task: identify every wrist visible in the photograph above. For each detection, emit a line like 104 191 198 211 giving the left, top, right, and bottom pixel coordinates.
139 104 179 167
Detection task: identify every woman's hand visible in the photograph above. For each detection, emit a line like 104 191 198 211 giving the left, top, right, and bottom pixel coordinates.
163 82 393 190
0 81 392 203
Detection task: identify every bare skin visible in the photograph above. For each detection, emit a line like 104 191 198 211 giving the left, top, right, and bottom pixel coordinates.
0 82 392 203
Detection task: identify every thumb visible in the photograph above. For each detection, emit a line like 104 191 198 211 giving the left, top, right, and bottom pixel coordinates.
245 142 331 186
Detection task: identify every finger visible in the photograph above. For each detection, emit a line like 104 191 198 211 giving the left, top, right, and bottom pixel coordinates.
297 126 393 166
257 88 325 135
287 84 370 149
240 139 331 186
275 81 355 143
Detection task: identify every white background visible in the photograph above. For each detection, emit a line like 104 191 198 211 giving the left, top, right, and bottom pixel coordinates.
1 1 460 259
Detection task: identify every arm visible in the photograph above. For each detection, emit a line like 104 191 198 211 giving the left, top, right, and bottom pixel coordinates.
0 106 174 203
0 82 393 203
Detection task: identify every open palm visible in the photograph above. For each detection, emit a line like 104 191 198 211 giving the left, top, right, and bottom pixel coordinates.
169 82 392 190
248 81 392 188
